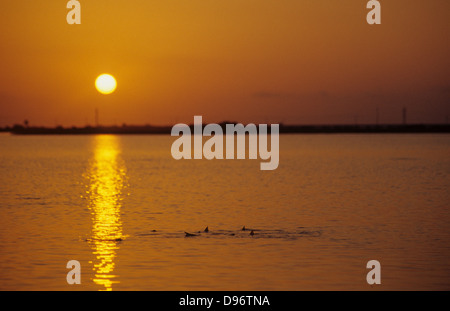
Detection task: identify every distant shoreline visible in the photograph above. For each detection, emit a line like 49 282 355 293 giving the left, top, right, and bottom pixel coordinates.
2 124 450 135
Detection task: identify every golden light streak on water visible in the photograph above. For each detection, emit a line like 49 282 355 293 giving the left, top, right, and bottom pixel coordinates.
87 135 126 291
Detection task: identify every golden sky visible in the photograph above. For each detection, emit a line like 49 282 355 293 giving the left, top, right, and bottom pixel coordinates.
0 1 449 126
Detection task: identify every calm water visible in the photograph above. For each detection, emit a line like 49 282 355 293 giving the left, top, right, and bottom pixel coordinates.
0 133 449 290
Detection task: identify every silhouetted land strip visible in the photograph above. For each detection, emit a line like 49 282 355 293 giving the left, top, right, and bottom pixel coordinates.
3 123 450 135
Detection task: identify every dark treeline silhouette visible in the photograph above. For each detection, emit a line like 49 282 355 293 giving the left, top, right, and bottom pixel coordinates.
2 123 450 135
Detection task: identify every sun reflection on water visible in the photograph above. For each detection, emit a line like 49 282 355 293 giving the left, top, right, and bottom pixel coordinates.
87 135 126 291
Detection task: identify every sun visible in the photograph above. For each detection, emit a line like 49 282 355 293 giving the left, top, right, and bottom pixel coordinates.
95 74 117 95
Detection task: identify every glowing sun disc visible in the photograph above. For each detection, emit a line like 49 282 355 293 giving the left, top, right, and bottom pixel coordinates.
95 74 117 94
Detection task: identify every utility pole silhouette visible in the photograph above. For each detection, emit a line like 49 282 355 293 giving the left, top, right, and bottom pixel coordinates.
376 107 379 125
95 108 99 127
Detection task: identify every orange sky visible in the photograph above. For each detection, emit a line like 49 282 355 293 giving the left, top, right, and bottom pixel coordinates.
0 1 449 126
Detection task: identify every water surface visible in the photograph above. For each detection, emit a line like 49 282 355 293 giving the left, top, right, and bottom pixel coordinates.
0 133 449 290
